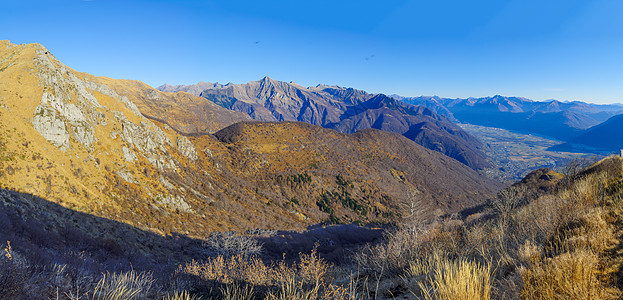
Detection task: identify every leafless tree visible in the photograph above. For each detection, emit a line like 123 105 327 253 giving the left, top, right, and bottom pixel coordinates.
203 232 263 258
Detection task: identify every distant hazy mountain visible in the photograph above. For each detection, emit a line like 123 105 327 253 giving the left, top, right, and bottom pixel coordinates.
391 95 457 121
158 81 226 96
398 95 623 141
552 114 623 153
159 78 489 169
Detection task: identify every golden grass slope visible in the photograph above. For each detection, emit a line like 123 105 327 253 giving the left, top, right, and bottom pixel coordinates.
0 40 224 235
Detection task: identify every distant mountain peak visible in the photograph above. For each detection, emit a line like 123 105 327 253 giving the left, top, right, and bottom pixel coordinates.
164 78 490 169
260 75 276 83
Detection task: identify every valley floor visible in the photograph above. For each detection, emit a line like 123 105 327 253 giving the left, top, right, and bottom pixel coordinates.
460 123 599 182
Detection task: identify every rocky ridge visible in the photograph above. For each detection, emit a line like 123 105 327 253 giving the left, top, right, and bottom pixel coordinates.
158 77 489 170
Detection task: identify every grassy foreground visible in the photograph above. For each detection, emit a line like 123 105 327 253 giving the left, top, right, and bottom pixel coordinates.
2 157 623 299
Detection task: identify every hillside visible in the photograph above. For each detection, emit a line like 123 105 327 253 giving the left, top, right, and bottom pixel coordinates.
0 40 499 242
214 121 499 214
5 39 622 299
158 78 489 169
101 79 251 135
326 94 488 168
3 151 622 299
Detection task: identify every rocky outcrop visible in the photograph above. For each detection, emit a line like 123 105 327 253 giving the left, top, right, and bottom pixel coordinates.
32 56 99 151
122 146 137 162
176 136 198 161
31 106 70 149
31 45 192 171
118 116 176 170
31 46 162 155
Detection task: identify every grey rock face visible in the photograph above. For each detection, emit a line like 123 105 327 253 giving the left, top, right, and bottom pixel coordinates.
176 136 198 161
32 105 70 149
31 48 149 152
30 46 187 172
155 194 193 213
116 169 137 184
122 146 137 162
119 116 176 170
32 50 99 150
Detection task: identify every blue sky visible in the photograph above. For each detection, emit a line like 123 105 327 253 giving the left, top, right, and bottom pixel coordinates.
3 0 623 104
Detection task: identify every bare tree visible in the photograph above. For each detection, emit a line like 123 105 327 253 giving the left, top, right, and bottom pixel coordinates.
203 232 263 258
400 188 430 231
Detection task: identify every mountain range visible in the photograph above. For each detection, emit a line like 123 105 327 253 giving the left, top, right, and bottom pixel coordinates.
157 77 489 170
0 40 500 242
397 95 623 143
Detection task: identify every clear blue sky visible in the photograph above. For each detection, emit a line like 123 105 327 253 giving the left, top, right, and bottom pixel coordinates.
3 0 623 104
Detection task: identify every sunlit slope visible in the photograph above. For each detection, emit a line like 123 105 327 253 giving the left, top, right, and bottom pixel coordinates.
0 40 500 239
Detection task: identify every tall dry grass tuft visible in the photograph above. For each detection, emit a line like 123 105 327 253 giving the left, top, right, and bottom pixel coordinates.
520 250 620 300
266 274 317 300
91 270 154 300
163 290 202 300
417 257 491 300
220 282 255 300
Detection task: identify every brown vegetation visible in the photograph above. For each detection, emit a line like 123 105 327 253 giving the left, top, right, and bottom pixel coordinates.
3 156 623 299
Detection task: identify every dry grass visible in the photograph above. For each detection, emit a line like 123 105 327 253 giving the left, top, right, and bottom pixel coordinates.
163 290 202 300
419 257 491 300
354 157 623 299
0 241 29 298
559 171 609 206
91 270 155 300
180 247 336 299
520 250 620 300
220 282 255 300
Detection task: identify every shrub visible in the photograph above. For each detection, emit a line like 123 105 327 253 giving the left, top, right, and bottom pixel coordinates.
182 254 270 286
180 247 332 299
0 241 29 298
203 232 262 258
